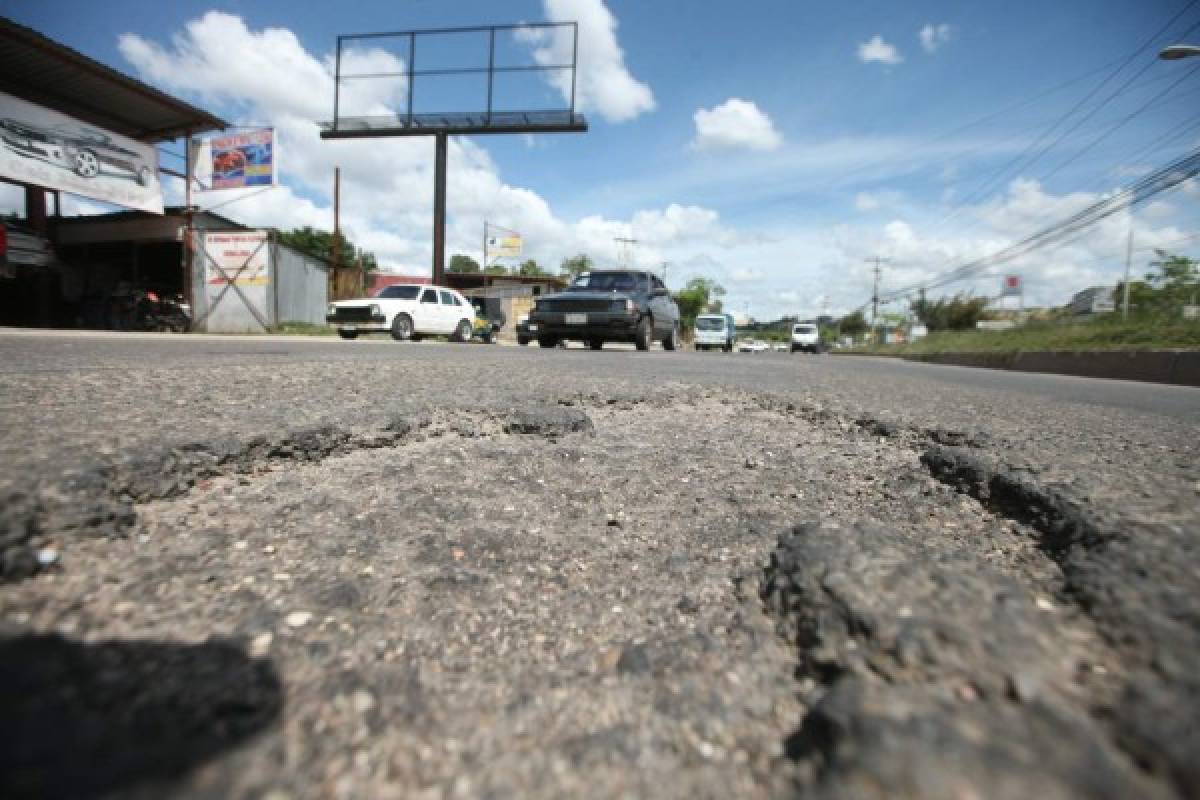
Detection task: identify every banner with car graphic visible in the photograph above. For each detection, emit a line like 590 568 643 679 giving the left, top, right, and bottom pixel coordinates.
0 91 163 214
191 128 275 191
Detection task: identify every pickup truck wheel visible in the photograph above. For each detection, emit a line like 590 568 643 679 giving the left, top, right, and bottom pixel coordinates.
663 322 679 351
538 336 559 348
589 339 604 350
337 330 358 340
454 319 473 342
634 316 652 351
390 314 414 341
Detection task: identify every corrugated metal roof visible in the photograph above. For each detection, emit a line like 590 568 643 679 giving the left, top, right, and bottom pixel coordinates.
0 16 227 142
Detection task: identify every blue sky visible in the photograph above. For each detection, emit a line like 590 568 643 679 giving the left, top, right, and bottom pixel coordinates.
5 0 1199 317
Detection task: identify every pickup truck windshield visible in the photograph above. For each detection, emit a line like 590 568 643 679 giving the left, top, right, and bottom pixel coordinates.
695 317 726 331
569 272 639 292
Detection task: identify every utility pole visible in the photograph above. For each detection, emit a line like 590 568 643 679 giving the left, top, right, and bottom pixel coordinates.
866 256 889 341
614 237 637 268
332 166 341 298
660 261 670 284
1121 222 1134 319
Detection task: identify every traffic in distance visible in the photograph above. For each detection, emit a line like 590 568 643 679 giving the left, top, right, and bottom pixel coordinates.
328 268 827 353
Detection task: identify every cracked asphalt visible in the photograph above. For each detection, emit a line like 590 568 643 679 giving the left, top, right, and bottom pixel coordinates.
0 330 1197 799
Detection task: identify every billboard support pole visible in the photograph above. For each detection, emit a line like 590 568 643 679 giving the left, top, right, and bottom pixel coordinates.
433 132 447 284
184 130 194 317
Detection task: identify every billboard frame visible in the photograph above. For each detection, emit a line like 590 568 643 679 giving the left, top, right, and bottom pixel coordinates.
319 22 588 284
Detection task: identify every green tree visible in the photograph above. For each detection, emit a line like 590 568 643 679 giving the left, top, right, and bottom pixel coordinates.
672 277 727 327
911 292 988 331
1115 251 1199 315
560 253 593 278
484 262 510 276
838 310 868 336
448 253 481 273
517 259 548 277
278 226 378 272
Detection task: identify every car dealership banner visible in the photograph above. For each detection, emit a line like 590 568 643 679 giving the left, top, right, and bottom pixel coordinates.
191 128 275 190
0 91 163 213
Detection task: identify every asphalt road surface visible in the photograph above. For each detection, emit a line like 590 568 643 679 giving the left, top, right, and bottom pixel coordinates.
1 330 1197 799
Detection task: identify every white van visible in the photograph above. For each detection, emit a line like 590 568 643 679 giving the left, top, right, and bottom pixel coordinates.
693 313 736 352
790 323 821 353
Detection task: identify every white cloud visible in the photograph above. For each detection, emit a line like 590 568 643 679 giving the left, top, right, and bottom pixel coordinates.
517 0 655 123
692 98 782 152
855 192 880 211
858 35 902 65
919 23 952 54
855 190 906 212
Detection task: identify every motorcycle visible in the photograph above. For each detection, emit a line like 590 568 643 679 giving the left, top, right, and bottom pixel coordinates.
110 287 191 332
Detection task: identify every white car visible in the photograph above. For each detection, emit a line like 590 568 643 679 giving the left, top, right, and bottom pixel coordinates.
327 284 475 342
790 323 822 353
739 339 769 353
772 342 789 352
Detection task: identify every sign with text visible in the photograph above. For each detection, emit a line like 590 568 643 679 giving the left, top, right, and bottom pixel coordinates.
1001 275 1022 296
0 91 163 213
486 233 522 259
193 129 275 190
204 231 269 286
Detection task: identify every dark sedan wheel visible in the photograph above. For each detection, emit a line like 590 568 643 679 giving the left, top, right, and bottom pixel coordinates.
538 336 559 348
634 317 652 351
663 322 679 351
390 314 413 341
517 336 530 346
337 330 358 340
589 339 604 351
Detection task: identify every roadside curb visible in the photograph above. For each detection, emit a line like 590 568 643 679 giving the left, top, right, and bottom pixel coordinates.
898 349 1200 387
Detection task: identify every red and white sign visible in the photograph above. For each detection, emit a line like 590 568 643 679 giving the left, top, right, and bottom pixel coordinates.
204 231 269 286
1002 275 1022 296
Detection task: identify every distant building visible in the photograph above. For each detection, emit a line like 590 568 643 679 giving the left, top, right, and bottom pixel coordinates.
1069 286 1116 315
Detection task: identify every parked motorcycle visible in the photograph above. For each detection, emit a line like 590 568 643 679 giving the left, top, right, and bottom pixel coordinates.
109 286 191 332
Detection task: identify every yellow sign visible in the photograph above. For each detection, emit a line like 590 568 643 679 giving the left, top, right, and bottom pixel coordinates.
486 234 522 258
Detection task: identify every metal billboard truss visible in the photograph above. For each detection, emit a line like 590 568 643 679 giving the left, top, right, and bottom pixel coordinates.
322 23 587 138
319 22 588 284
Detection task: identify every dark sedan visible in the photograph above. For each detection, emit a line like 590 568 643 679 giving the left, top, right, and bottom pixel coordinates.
527 269 680 351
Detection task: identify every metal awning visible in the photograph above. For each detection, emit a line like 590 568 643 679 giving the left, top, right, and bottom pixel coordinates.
0 16 227 142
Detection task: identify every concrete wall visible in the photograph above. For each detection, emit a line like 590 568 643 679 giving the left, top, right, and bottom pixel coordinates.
902 350 1200 387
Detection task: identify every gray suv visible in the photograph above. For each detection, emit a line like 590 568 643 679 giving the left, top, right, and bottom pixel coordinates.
528 270 680 351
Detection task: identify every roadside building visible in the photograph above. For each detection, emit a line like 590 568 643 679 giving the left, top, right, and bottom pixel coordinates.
1069 286 1116 316
0 17 229 328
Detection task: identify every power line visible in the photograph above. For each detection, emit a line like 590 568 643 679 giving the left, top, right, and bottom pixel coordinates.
918 1 1200 239
876 147 1200 302
1038 61 1200 186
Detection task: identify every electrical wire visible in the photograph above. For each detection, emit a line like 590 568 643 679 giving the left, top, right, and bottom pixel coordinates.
875 147 1200 301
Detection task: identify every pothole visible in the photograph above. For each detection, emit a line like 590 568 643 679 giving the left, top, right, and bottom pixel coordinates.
0 394 1134 798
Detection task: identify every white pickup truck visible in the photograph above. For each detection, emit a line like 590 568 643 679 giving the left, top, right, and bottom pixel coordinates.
327 284 476 342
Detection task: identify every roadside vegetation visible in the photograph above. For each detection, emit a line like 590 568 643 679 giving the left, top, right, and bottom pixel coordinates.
846 313 1200 355
843 251 1198 354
